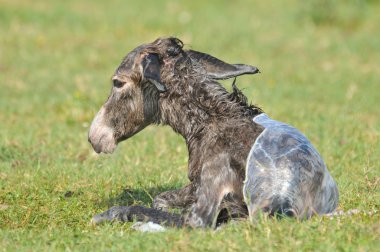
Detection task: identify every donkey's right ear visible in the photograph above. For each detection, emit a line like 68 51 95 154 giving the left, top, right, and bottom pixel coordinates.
141 53 167 92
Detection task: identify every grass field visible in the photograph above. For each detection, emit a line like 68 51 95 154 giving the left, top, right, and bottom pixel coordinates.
1 0 379 251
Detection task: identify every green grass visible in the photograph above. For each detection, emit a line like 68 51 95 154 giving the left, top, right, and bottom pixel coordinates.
1 0 379 251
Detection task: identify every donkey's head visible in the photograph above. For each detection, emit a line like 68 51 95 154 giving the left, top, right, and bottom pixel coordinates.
88 37 259 154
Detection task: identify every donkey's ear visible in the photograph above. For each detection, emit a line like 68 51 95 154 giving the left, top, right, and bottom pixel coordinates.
187 50 260 80
141 53 167 92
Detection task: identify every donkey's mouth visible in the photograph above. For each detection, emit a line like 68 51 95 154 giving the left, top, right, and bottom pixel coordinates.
88 106 118 154
89 134 117 154
96 138 116 154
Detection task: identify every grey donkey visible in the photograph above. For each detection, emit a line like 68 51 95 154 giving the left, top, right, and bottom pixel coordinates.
88 37 339 228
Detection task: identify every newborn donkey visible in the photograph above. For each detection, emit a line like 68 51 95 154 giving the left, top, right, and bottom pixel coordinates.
88 37 339 228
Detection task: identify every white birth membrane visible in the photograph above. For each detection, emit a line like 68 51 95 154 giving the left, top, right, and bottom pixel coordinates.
243 113 339 219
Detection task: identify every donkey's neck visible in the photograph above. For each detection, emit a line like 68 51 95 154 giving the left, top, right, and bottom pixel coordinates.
158 91 254 142
158 96 210 141
158 90 264 182
158 70 261 141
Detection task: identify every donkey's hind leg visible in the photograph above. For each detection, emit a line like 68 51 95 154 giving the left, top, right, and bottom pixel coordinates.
244 178 298 221
152 183 195 211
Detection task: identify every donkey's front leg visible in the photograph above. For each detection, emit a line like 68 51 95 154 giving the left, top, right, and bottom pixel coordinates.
185 154 237 228
91 205 184 227
153 183 195 211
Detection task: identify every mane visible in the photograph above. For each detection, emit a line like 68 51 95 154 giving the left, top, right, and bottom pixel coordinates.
227 78 263 117
157 37 263 134
174 49 263 119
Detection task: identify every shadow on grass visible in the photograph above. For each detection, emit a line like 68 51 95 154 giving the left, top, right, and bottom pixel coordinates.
97 185 181 208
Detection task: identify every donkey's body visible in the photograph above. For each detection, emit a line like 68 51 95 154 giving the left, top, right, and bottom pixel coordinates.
88 38 339 228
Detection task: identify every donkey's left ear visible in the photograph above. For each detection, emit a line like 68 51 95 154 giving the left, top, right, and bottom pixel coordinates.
141 53 167 92
187 50 260 80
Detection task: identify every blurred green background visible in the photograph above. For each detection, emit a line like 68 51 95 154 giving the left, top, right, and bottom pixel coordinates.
0 0 379 251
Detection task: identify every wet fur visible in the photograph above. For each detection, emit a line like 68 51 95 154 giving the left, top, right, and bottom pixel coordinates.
143 38 264 227
89 38 334 228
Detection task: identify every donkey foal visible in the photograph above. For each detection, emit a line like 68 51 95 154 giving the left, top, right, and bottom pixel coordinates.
88 37 339 229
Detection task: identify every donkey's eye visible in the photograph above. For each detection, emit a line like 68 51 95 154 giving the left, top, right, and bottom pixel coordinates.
113 79 125 88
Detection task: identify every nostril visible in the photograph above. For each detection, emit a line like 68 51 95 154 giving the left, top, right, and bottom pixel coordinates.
88 136 96 147
88 135 97 151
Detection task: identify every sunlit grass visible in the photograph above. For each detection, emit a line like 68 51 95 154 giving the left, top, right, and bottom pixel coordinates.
0 0 379 251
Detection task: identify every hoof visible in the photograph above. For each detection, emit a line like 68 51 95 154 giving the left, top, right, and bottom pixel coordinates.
90 206 129 225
